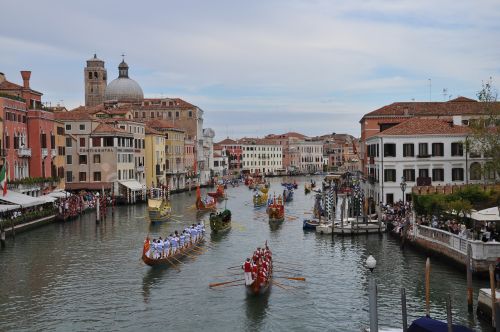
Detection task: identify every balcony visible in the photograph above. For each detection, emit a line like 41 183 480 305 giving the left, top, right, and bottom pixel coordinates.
41 148 48 158
17 148 32 157
417 154 431 158
51 149 57 158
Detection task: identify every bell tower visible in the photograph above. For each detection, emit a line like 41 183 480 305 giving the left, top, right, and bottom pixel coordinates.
84 54 107 107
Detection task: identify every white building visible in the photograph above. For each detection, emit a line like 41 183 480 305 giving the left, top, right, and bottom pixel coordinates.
240 138 283 175
365 118 494 204
213 146 229 177
291 139 323 174
201 128 215 184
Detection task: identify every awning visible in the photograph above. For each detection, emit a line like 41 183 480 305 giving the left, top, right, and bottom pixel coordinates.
470 207 500 222
48 189 72 199
119 180 144 191
39 195 58 203
0 190 45 208
0 204 20 212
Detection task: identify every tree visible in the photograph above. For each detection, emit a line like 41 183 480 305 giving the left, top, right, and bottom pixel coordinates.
469 78 500 181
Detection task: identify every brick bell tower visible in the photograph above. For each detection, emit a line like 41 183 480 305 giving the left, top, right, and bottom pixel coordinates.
84 54 107 107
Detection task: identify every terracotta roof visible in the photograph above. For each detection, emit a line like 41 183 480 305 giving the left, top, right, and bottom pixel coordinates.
216 138 237 145
146 118 185 131
92 123 131 135
0 79 42 95
238 137 279 145
361 98 500 122
145 127 163 135
139 98 197 110
266 132 307 139
374 118 471 136
54 110 94 121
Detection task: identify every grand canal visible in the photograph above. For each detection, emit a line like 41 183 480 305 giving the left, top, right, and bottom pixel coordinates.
0 176 492 331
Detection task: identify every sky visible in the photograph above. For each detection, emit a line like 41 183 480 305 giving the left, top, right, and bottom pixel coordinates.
1 0 499 141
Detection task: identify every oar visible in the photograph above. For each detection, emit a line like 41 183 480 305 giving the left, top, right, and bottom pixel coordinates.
169 254 185 266
211 272 241 278
209 279 245 288
271 280 292 290
274 276 306 281
227 264 243 269
177 250 198 259
165 257 181 272
211 283 244 290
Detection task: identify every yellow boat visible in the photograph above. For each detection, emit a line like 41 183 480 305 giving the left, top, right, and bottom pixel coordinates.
147 188 172 223
253 190 268 207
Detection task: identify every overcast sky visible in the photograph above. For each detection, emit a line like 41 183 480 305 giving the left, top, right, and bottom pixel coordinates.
1 0 499 140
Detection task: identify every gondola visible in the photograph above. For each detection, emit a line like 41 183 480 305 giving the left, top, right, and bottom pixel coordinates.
304 184 311 195
209 209 232 233
196 186 217 212
302 219 319 230
268 195 284 224
246 245 273 296
141 234 204 267
283 187 294 202
147 187 172 223
207 184 225 200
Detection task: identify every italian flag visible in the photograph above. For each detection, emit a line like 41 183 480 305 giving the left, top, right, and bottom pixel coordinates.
0 163 7 196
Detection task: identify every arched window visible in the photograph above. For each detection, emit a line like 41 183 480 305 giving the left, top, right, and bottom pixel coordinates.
88 72 92 79
484 162 496 180
469 162 481 181
94 72 98 79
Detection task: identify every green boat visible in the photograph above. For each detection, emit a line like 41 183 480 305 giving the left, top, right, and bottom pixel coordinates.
209 209 232 233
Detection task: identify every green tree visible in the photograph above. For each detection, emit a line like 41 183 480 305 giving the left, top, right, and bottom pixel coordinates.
469 78 500 181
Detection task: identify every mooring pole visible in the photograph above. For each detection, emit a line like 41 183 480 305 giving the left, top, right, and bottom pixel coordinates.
446 293 453 332
401 288 408 332
0 224 5 248
369 274 378 332
425 258 431 317
466 244 473 312
96 196 100 223
490 264 497 328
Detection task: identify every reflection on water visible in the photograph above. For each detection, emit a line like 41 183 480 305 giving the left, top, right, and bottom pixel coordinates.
245 289 270 331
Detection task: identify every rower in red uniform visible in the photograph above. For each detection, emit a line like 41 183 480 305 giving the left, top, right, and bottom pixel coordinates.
242 258 254 285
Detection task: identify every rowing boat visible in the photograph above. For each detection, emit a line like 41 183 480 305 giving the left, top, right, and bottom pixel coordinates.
147 188 172 223
142 234 205 267
209 209 232 233
268 195 284 224
246 245 273 296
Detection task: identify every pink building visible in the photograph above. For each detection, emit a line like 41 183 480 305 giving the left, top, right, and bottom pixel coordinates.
27 110 59 178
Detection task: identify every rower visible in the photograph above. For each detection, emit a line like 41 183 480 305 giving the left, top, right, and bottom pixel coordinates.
171 235 178 254
164 237 170 257
157 237 164 259
242 258 254 285
184 230 191 246
179 232 185 248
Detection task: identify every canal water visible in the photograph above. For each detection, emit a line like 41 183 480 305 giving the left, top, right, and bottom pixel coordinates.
0 176 492 331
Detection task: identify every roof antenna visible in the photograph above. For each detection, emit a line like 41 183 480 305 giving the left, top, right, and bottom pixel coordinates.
442 88 448 101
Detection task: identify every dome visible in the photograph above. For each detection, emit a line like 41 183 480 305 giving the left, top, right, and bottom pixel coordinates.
104 59 144 103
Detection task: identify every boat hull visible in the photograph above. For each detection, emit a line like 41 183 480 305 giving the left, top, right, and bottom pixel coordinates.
303 219 319 230
142 237 204 267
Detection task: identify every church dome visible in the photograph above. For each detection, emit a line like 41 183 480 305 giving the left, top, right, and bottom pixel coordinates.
104 60 144 103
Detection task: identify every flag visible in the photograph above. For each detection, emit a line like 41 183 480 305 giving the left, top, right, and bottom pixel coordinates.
0 162 7 196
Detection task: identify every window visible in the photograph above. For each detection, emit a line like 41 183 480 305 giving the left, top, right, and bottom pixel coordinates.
79 155 87 164
65 124 72 131
88 72 92 79
418 143 429 157
93 172 101 181
403 143 414 157
79 124 85 131
418 169 429 178
66 171 73 182
452 168 464 181
175 111 179 118
386 193 394 205
13 136 19 149
50 134 55 148
403 169 415 182
66 155 72 164
94 154 101 163
432 168 444 181
5 136 9 149
58 147 65 156
188 111 192 118
66 137 72 147
432 143 444 157
80 138 85 147
384 169 396 182
450 142 463 156
470 162 481 180
92 137 101 147
41 133 47 149
79 172 86 182
103 137 114 147
384 143 396 157
57 127 64 135
485 162 496 180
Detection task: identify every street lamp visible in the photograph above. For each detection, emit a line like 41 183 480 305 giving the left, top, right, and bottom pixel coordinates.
400 176 407 205
366 254 378 332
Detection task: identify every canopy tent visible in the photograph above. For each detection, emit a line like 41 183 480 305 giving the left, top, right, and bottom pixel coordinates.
38 195 58 203
470 206 500 222
0 190 45 208
0 204 21 212
119 180 144 191
47 190 72 199
408 317 472 332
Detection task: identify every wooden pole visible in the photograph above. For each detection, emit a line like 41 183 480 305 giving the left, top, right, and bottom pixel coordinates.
401 288 408 332
466 244 473 312
490 264 497 328
96 197 100 223
446 293 452 332
425 257 431 317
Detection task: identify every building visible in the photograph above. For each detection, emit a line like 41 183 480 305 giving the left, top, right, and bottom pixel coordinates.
319 133 360 173
359 97 500 175
184 138 195 180
144 127 165 188
240 138 283 175
291 139 323 174
365 118 495 204
214 138 242 173
265 132 306 173
201 128 215 184
213 145 228 177
84 54 107 107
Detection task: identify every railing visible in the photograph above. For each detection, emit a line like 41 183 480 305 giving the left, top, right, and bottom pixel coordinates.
51 149 57 158
17 148 32 157
41 148 48 157
415 225 500 261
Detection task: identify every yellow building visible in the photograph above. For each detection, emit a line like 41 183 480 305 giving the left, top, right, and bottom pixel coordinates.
164 127 186 190
53 120 66 189
145 127 165 188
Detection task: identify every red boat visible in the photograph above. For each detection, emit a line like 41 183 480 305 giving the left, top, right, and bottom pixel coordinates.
246 244 273 295
207 184 225 199
196 186 217 211
267 195 284 223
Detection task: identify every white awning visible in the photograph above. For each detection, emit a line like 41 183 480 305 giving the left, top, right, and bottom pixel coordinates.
48 189 72 199
471 207 500 222
119 180 144 191
0 204 21 212
0 190 45 208
39 195 58 203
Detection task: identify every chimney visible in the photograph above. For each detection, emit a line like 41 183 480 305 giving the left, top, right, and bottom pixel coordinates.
20 70 31 89
0 72 5 84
